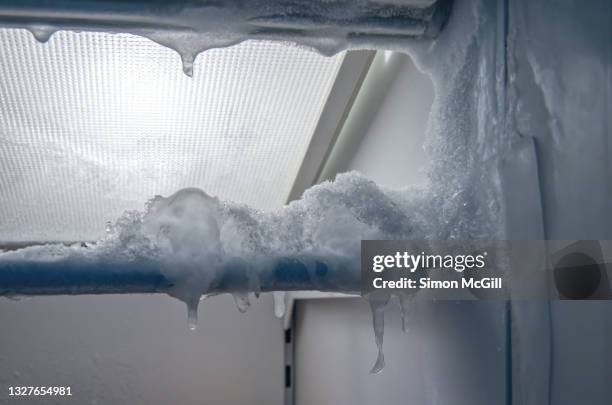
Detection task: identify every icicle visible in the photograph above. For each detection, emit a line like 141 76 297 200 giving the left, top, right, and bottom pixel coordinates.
368 294 390 374
180 53 196 78
28 26 55 43
398 294 413 333
273 292 286 318
186 297 200 331
232 292 251 313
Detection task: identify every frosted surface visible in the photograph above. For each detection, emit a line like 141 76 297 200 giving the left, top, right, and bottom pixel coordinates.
0 0 609 380
0 0 508 373
0 28 344 243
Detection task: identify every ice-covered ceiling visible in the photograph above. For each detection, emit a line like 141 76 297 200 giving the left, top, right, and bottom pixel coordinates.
0 28 345 243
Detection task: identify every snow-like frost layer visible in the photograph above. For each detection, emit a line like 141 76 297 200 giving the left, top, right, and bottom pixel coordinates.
1 0 516 373
0 172 436 371
0 174 430 292
111 173 420 309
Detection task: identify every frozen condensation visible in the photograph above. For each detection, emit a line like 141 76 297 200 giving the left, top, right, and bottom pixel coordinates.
0 173 430 331
1 0 526 373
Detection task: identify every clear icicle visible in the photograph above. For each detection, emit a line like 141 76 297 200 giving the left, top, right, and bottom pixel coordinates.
28 26 55 43
186 297 200 331
233 292 251 313
368 295 390 374
273 292 286 318
398 294 413 333
180 53 196 78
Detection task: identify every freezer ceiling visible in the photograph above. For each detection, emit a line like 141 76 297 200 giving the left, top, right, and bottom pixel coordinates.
0 28 345 243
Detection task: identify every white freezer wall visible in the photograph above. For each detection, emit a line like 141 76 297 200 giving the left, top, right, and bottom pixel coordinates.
295 53 509 405
297 1 612 404
0 294 284 405
508 1 612 404
295 298 508 405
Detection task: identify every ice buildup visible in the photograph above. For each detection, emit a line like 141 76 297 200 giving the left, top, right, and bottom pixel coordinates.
0 0 526 374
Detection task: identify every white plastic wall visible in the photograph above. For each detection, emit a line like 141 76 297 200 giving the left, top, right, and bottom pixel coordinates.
0 294 284 405
508 1 612 404
343 53 432 189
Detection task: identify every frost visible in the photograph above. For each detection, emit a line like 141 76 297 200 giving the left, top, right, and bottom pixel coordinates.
0 172 431 307
0 0 519 374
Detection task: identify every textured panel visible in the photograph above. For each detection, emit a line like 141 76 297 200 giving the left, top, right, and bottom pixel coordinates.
0 29 344 242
